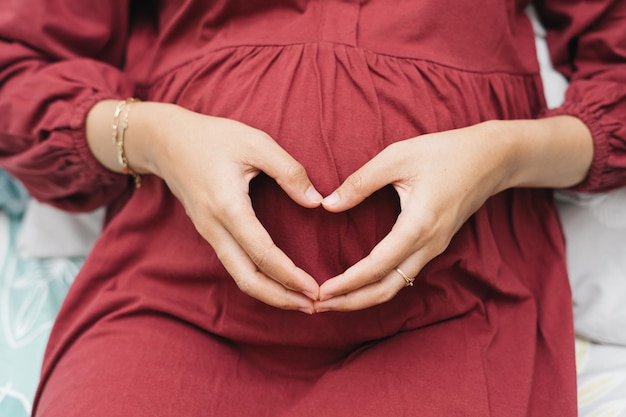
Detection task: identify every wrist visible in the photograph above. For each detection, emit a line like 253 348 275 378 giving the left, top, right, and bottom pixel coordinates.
123 101 186 178
490 117 593 190
467 120 521 194
483 119 533 192
123 101 158 176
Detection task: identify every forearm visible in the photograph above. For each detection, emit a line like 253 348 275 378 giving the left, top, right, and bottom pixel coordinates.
496 116 594 191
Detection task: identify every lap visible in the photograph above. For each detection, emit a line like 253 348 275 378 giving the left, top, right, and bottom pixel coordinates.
34 311 497 417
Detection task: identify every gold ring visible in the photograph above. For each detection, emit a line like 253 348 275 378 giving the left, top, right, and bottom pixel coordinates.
395 268 414 287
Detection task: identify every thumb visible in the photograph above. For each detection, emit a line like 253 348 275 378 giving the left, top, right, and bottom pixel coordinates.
253 140 323 208
322 152 394 213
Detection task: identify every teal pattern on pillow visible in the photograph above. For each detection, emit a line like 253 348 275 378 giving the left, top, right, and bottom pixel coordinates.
0 211 83 417
0 170 28 216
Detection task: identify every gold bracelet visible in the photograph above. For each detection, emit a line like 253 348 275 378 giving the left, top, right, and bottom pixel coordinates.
112 98 142 188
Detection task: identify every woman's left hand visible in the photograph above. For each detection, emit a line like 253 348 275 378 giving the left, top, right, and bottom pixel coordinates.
314 116 593 312
314 121 515 312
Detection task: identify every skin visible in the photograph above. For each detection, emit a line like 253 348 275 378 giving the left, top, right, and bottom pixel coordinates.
87 100 593 314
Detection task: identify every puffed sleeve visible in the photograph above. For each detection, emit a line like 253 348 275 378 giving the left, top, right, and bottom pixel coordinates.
535 0 626 192
0 0 136 211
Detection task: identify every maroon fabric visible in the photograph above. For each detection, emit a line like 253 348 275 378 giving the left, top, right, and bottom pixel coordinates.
0 0 625 415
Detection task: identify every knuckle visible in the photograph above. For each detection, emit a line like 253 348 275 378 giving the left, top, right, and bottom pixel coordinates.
282 160 307 185
379 284 398 304
385 141 409 163
418 209 439 231
279 272 299 291
275 289 297 310
212 197 251 226
190 216 214 241
385 141 402 154
233 274 253 296
346 172 365 194
363 253 393 282
331 295 352 312
371 265 391 282
214 248 228 265
212 204 232 220
412 211 439 243
207 190 233 214
245 129 272 144
431 235 452 257
248 244 275 272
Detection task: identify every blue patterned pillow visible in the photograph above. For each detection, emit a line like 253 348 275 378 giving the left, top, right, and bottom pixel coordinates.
0 170 29 216
0 204 83 416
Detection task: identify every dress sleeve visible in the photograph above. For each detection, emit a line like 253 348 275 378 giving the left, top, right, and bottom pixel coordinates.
0 0 136 211
534 0 626 192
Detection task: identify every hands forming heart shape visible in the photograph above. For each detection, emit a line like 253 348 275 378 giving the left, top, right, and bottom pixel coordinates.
138 104 549 314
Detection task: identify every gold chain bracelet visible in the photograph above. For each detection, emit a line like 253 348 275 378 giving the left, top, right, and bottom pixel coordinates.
112 98 142 188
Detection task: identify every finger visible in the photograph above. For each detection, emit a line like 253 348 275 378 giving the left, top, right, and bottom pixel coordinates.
247 133 323 207
314 253 422 312
216 194 320 301
207 221 316 314
318 209 420 301
322 145 401 213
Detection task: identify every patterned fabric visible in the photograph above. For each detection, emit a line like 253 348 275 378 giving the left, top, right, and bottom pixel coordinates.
0 171 28 216
0 209 81 417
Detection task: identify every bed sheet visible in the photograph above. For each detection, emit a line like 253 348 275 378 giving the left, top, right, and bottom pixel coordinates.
577 338 626 416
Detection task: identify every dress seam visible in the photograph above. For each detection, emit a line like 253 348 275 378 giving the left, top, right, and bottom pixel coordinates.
138 40 541 90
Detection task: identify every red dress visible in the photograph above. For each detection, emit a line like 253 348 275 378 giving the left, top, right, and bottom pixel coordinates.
1 1 625 416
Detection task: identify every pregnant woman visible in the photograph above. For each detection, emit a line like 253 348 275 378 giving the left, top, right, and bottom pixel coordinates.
0 1 625 415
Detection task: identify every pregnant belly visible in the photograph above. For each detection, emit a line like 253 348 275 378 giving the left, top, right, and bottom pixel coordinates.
112 44 549 347
153 44 409 281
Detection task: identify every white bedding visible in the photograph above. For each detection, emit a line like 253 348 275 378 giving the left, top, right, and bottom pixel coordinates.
577 338 626 416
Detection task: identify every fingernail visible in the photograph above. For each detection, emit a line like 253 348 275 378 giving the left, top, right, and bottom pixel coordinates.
314 302 332 313
322 192 340 207
303 290 318 301
299 306 314 315
305 186 323 204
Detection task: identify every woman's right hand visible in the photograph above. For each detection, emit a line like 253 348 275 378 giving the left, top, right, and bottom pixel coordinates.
88 101 322 313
